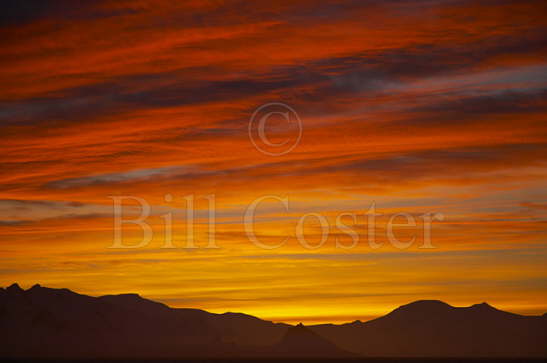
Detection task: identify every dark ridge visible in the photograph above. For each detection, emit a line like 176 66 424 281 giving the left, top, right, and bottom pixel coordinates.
1 284 546 358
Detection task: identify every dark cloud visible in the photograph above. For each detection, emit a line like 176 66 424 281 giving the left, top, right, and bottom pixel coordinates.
414 89 547 116
313 28 547 84
0 220 30 226
288 142 547 182
0 197 119 227
0 198 72 210
45 166 185 189
0 68 310 126
0 0 138 27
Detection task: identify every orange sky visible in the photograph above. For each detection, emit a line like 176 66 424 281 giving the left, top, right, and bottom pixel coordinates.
1 0 546 324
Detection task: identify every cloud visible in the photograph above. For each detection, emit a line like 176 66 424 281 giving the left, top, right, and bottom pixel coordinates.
45 166 186 189
0 199 111 222
413 88 547 117
0 0 139 27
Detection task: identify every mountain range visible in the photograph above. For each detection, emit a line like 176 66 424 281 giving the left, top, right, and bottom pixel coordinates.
1 283 545 358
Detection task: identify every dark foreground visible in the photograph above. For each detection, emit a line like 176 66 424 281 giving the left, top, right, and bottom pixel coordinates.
1 359 546 363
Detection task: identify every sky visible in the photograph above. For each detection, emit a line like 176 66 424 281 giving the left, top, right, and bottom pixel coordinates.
1 0 546 324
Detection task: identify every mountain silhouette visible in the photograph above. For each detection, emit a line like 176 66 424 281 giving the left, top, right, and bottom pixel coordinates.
311 299 547 357
0 283 287 358
270 323 352 357
1 284 546 358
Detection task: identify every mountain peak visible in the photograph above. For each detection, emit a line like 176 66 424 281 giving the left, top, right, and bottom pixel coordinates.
387 300 509 319
29 283 42 290
381 300 456 322
6 283 23 293
274 322 350 357
393 300 453 313
467 302 504 314
471 302 492 308
406 299 451 307
117 293 141 298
